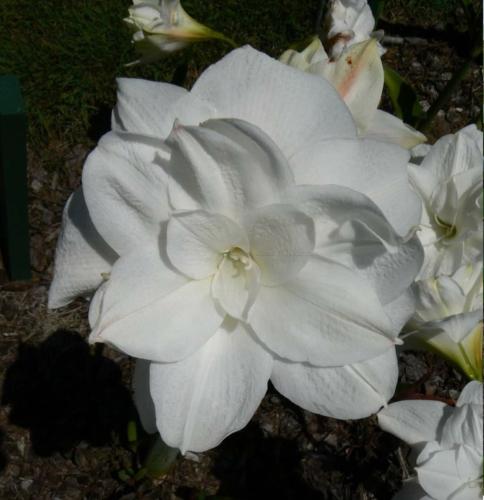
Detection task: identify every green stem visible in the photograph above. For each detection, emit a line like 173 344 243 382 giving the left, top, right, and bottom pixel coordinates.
418 27 482 133
418 58 473 133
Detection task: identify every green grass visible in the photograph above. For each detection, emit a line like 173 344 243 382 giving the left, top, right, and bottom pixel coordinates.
0 0 315 152
0 0 478 153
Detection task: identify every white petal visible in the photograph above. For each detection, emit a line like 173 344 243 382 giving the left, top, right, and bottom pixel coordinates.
82 132 169 255
365 110 427 149
149 319 272 453
133 359 157 434
288 185 422 304
247 204 315 286
160 119 294 220
48 188 117 308
383 288 416 334
457 381 483 407
440 403 482 450
211 255 261 321
113 78 187 138
289 136 420 235
191 46 356 158
166 210 248 279
417 447 470 500
249 257 395 367
271 348 398 419
90 247 224 362
378 400 448 445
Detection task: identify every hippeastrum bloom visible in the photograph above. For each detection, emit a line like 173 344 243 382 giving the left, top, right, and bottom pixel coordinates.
378 381 483 500
49 47 423 453
124 0 230 64
405 263 483 381
408 125 483 279
280 37 426 149
323 0 385 59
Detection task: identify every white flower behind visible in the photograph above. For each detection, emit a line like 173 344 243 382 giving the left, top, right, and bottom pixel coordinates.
124 0 228 64
405 263 483 381
49 47 424 453
323 0 384 58
378 381 483 500
280 37 426 148
409 125 483 279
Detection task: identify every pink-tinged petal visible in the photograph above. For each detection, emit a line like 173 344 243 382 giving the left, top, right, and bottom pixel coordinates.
272 348 398 419
90 247 224 362
378 400 448 445
48 188 117 308
149 319 272 453
366 110 427 149
249 257 394 367
247 204 315 286
160 119 294 220
289 136 420 236
166 210 248 279
82 132 169 255
191 46 356 158
321 39 383 134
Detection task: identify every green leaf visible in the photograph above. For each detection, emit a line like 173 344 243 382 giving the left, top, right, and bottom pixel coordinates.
383 64 425 127
144 434 179 479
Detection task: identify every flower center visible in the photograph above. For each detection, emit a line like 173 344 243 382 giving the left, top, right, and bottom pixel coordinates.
434 214 457 239
224 247 253 270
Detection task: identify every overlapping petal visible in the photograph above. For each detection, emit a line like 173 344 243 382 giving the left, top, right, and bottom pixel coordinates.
288 185 423 304
166 210 248 279
48 188 118 308
247 204 315 286
159 119 294 221
147 319 272 453
271 348 398 419
249 257 395 367
82 132 169 255
90 248 224 362
289 137 420 235
378 400 448 445
191 46 357 158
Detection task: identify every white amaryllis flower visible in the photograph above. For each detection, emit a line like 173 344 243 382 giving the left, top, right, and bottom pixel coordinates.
378 381 483 500
405 263 483 381
124 0 228 64
409 125 483 279
323 0 384 58
280 37 426 149
49 47 423 453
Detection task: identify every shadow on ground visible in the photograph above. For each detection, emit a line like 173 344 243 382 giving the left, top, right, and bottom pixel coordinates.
2 329 135 456
0 429 7 473
210 423 323 500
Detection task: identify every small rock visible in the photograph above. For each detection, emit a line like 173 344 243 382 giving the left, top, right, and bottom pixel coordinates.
184 452 200 463
20 479 33 492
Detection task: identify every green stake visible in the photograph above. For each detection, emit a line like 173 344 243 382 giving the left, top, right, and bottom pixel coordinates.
0 76 31 281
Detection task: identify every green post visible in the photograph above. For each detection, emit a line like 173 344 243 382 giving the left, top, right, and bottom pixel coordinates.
0 76 31 280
